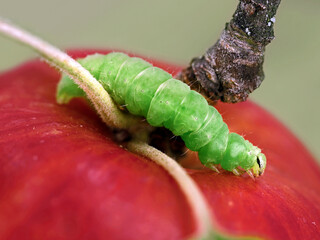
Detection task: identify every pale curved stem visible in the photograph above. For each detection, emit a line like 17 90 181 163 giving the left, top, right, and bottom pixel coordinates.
0 18 140 129
128 140 213 239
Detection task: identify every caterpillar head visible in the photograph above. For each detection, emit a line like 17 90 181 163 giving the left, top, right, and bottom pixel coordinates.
221 133 267 178
240 144 267 178
247 150 267 177
250 151 267 177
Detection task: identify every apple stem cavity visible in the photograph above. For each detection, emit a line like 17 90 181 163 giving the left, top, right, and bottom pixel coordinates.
0 18 214 239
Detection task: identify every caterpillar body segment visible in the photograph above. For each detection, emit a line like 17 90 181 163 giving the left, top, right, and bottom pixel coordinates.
148 79 190 127
57 52 266 177
171 90 209 136
126 67 172 116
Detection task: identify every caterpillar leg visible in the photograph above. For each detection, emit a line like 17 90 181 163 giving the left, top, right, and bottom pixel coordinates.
207 164 220 173
232 169 241 176
232 168 256 180
246 170 255 180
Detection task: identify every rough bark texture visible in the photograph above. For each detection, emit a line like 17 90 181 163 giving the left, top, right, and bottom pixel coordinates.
178 0 281 103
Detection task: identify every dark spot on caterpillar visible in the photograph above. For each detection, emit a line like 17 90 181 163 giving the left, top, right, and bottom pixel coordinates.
257 157 261 169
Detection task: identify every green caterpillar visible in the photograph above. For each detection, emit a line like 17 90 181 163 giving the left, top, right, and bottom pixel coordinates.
57 52 266 177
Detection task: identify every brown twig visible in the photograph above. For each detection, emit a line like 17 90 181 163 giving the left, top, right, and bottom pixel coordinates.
178 0 281 103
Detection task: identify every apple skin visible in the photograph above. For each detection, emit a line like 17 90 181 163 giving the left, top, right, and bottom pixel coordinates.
0 49 319 240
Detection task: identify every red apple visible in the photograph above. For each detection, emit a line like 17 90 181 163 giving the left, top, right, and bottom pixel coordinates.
0 50 319 240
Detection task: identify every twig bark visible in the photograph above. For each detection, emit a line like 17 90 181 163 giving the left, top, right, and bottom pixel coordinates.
178 0 281 103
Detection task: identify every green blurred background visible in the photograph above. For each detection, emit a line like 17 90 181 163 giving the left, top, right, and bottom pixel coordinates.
1 0 319 160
